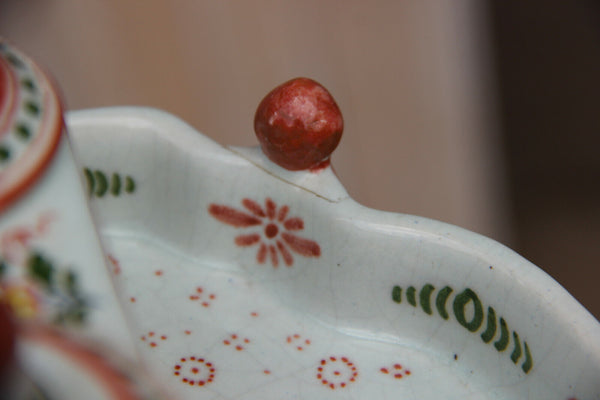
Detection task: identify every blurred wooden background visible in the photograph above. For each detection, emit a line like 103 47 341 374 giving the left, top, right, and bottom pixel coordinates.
1 1 598 318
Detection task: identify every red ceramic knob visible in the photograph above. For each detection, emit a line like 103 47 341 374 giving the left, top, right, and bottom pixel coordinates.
254 77 343 171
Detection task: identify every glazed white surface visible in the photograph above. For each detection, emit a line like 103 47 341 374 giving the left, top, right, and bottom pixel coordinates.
62 107 600 399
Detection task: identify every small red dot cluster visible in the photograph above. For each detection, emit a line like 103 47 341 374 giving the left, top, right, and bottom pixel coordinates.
140 331 167 348
286 333 311 351
380 363 411 379
189 287 216 307
223 333 250 351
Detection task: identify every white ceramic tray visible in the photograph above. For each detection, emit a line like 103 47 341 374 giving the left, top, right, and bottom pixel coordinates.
1 40 599 399
64 106 600 400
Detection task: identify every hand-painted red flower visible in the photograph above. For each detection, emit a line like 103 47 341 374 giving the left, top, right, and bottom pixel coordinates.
208 198 320 267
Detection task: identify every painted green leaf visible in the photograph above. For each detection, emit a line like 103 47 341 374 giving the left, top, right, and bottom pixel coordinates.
15 123 31 140
0 146 10 162
392 285 402 303
20 77 36 92
25 101 41 116
27 252 54 288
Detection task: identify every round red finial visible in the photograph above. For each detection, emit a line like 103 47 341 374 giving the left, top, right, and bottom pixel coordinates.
254 77 343 171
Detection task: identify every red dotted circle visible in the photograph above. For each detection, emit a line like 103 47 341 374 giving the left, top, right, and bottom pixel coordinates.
316 356 358 390
173 356 215 387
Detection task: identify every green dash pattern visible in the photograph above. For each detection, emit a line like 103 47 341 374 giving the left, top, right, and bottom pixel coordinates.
391 283 533 374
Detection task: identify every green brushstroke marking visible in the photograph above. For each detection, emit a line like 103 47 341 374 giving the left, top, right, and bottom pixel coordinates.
83 168 136 198
111 173 121 196
453 288 483 332
391 284 533 374
20 77 36 92
522 342 533 373
125 176 135 193
511 331 522 363
392 285 402 303
435 286 453 320
0 146 10 162
494 317 509 352
83 168 94 196
94 170 108 197
25 101 40 116
406 286 417 306
480 306 497 343
14 123 31 140
419 284 435 315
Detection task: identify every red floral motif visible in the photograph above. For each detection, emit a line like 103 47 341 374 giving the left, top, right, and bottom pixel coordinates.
173 356 215 387
316 356 358 390
0 211 55 265
208 198 320 267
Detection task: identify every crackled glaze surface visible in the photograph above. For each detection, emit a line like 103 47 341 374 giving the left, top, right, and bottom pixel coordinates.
0 41 154 399
66 107 600 400
2 42 598 398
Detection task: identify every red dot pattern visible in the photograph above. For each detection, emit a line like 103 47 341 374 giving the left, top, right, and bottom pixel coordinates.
380 363 411 379
140 331 168 348
316 356 358 389
173 357 215 387
223 333 250 351
189 287 216 307
286 333 312 351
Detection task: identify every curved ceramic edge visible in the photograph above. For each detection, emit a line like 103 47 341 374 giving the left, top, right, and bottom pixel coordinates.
346 198 600 347
230 146 349 203
66 106 600 399
17 327 156 400
0 122 137 363
66 106 349 203
0 39 64 214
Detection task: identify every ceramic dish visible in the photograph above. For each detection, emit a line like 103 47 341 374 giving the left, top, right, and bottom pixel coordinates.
0 39 153 400
65 106 600 400
2 39 599 399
